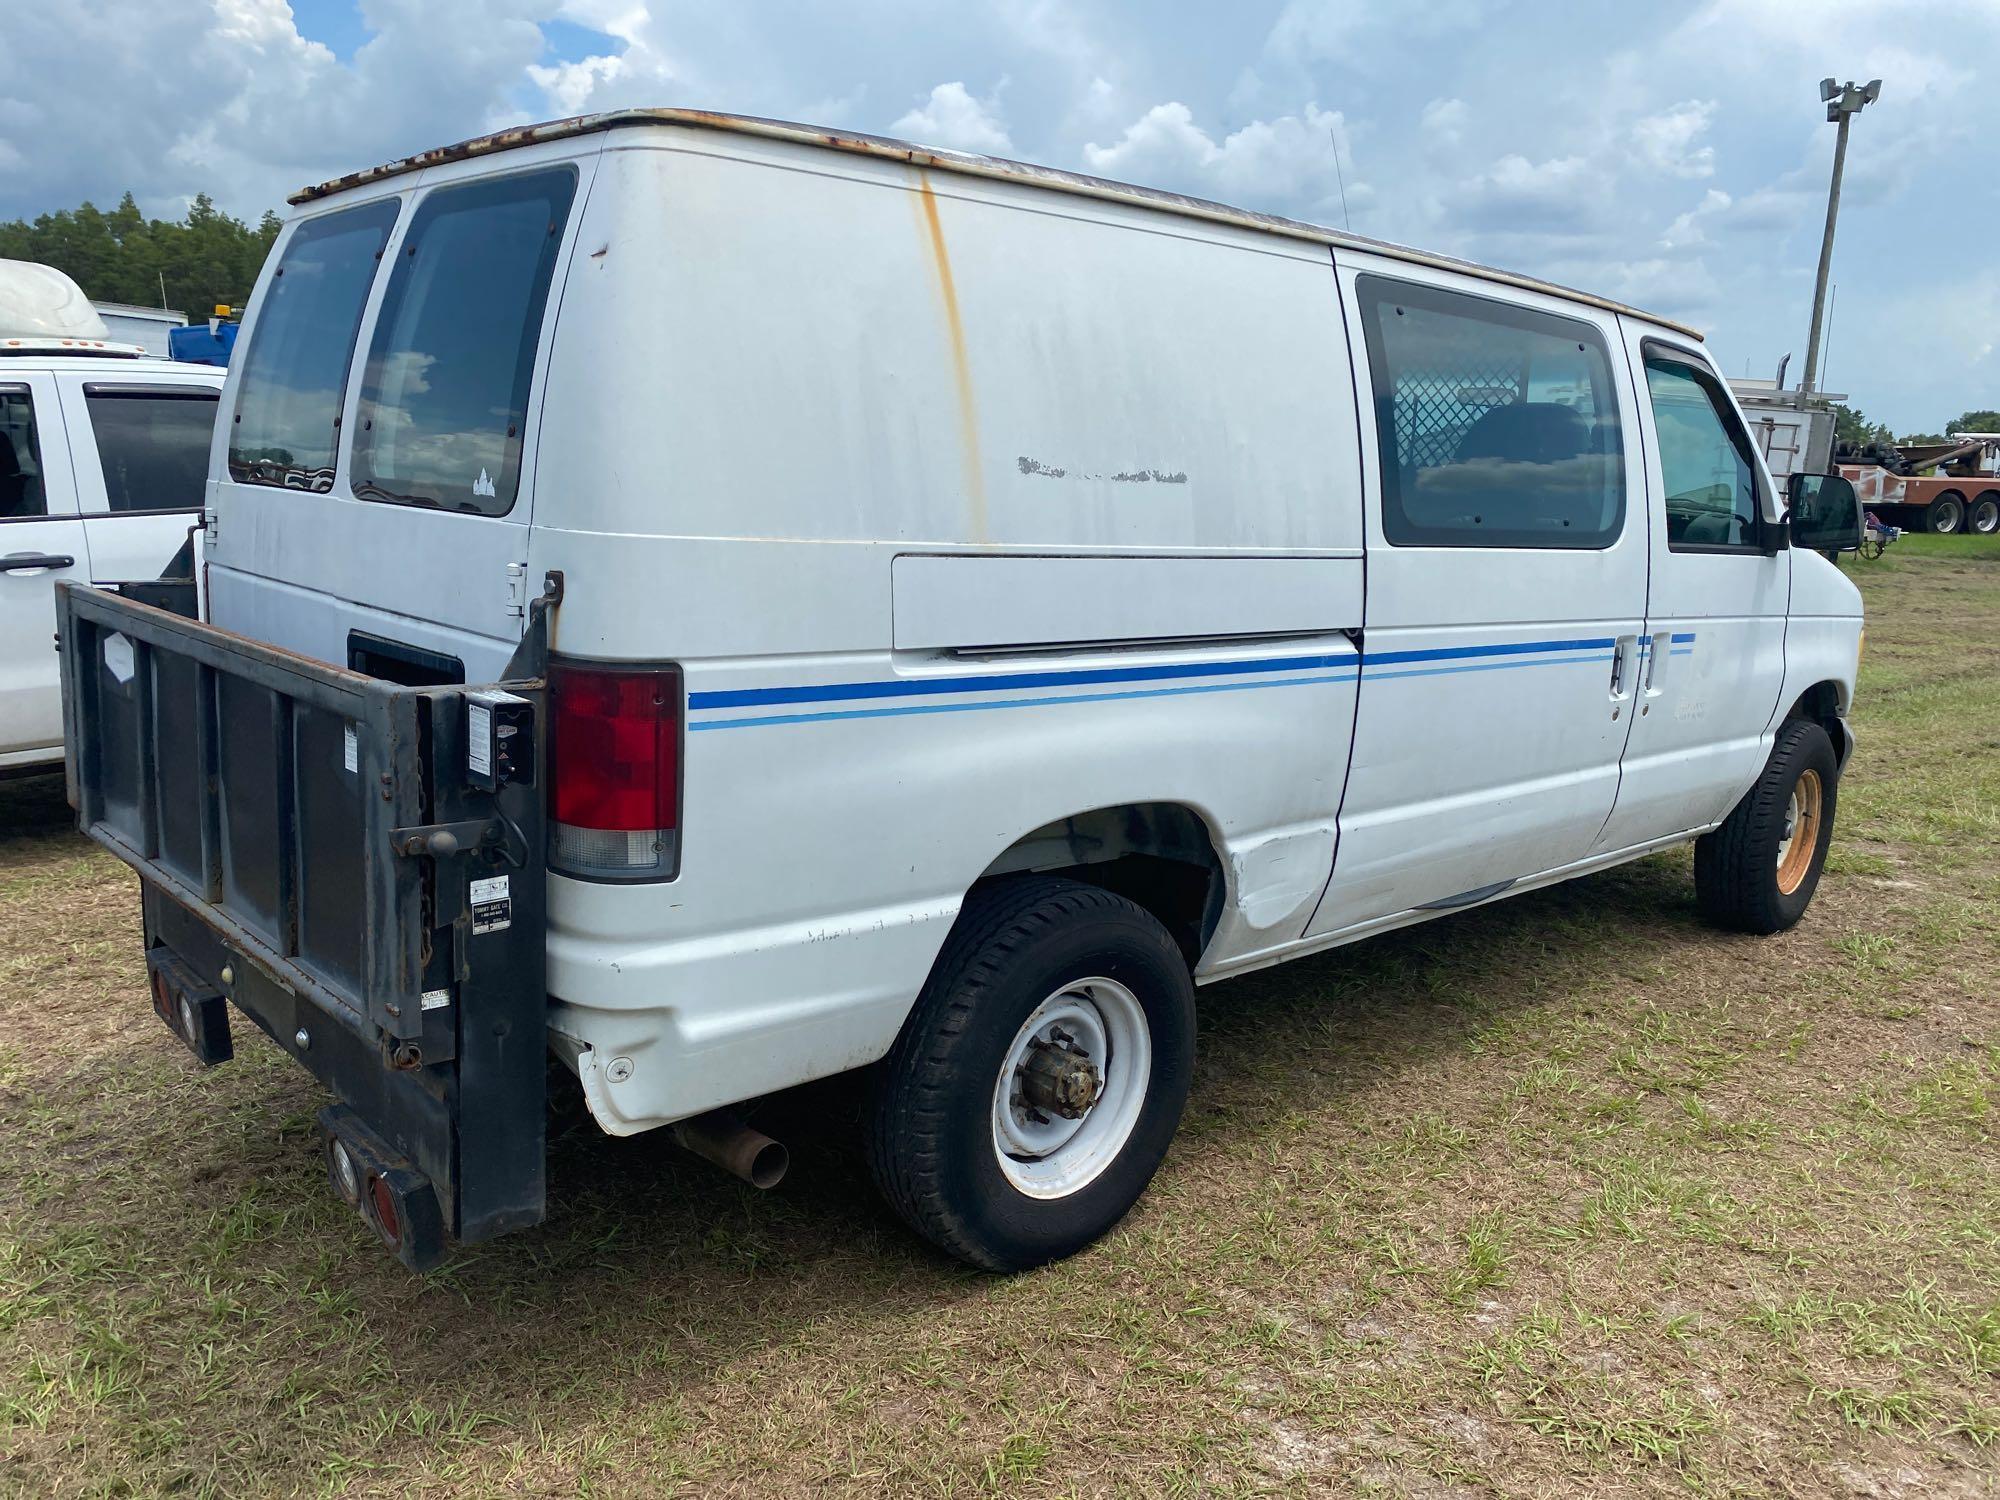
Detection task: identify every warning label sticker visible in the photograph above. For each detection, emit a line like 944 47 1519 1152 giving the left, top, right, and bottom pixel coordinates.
470 874 512 935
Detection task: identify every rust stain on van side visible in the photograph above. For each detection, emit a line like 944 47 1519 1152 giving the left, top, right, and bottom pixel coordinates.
913 175 989 543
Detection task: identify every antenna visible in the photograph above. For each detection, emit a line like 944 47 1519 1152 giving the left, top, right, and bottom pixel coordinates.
1328 125 1352 231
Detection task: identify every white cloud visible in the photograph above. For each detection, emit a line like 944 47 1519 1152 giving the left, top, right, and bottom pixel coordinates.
528 52 628 114
0 0 548 221
1662 188 1731 250
4 0 2000 433
1419 98 1468 150
1631 99 1718 179
1454 152 1606 233
891 82 1014 155
1082 101 1360 218
1265 0 1490 66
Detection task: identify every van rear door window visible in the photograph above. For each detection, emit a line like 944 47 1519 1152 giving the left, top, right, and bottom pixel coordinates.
84 387 219 513
1357 275 1625 549
351 168 577 518
228 199 399 491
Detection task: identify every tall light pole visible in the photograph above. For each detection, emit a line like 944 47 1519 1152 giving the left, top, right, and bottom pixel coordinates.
1798 76 1880 408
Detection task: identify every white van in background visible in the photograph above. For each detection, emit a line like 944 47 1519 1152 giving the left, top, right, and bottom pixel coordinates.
2 261 224 773
60 112 1864 1272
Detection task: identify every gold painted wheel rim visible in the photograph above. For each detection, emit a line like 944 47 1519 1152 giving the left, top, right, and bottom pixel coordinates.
1776 769 1823 896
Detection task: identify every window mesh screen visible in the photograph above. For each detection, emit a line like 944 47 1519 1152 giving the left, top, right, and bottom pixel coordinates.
1389 340 1531 472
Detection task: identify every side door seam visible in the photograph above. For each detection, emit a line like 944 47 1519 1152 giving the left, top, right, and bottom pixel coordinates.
1298 246 1374 940
1590 315 1656 852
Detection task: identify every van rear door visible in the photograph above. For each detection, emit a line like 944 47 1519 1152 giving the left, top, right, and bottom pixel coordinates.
207 150 594 679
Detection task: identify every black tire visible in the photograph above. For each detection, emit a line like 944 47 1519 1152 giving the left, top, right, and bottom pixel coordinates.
1694 719 1839 934
867 876 1196 1271
1970 492 2000 536
1925 492 1966 533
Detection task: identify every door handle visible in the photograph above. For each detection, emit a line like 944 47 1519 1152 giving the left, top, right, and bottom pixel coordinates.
1642 632 1670 693
1608 634 1638 702
1 552 75 574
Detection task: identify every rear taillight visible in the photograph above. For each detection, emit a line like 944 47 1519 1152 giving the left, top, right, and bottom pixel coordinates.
547 661 682 880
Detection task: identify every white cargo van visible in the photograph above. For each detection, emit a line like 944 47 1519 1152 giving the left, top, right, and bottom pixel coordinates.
58 111 1865 1272
2 261 224 773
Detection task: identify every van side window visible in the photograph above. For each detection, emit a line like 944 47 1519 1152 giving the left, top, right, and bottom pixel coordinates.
229 199 400 492
0 388 45 519
351 168 578 518
84 388 220 513
1643 351 1764 551
1356 275 1625 549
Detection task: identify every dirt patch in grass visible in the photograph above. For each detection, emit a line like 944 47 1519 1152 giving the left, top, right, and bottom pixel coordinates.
1 543 1995 1498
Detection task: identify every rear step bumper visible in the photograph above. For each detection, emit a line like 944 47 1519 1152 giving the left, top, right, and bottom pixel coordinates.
58 581 552 1269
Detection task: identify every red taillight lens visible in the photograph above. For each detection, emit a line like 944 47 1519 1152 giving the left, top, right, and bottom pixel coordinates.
367 1174 402 1248
547 662 682 879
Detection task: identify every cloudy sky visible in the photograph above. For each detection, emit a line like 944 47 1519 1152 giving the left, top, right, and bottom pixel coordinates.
5 0 1995 432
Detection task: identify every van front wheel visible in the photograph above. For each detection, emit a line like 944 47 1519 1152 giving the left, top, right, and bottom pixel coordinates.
1693 719 1839 934
867 877 1195 1271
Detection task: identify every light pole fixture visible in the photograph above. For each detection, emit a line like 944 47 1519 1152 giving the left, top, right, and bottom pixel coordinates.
1798 77 1881 407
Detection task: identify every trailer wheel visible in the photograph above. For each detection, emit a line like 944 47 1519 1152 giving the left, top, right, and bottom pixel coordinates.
1925 491 1966 533
1970 492 2000 535
1693 719 1839 935
867 876 1195 1271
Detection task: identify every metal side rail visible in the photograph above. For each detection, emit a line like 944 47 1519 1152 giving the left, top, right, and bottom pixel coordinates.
56 581 549 1269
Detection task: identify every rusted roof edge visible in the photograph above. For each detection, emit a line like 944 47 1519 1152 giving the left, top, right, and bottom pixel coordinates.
288 108 1704 341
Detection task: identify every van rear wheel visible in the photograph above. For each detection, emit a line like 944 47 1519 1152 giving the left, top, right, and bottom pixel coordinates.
867 876 1195 1271
1693 719 1839 934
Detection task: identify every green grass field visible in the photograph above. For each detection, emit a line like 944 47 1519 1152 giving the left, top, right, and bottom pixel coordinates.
2 538 1995 1497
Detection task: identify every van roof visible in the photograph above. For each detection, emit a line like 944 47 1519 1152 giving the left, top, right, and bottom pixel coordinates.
290 107 1702 341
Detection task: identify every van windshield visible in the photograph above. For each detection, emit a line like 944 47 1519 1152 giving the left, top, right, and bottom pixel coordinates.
351 168 577 518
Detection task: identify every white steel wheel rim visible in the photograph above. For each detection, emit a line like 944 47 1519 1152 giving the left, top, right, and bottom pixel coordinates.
1974 499 2000 533
991 977 1152 1200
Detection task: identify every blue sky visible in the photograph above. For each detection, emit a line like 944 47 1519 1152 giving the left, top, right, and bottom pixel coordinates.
5 1 1997 434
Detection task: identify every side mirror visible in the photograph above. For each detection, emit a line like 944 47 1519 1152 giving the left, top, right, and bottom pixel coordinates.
1787 471 1864 554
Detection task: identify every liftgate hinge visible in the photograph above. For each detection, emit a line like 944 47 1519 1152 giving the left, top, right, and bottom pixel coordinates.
504 561 529 620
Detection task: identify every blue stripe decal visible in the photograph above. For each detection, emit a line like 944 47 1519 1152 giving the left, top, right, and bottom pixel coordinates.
685 630 1700 728
1671 632 1697 643
688 651 1349 710
1359 636 1616 668
689 669 1357 731
1361 652 1614 683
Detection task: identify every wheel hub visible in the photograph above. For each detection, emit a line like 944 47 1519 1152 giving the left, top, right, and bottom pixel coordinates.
991 979 1153 1199
1018 1033 1102 1120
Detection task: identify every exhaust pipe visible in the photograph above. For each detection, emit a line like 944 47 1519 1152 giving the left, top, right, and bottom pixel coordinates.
671 1111 788 1189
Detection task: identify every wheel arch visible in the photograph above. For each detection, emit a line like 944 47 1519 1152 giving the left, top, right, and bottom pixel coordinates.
1785 679 1853 772
975 801 1226 967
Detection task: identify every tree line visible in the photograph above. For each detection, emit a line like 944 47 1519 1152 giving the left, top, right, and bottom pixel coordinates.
0 193 280 320
1830 403 2000 450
